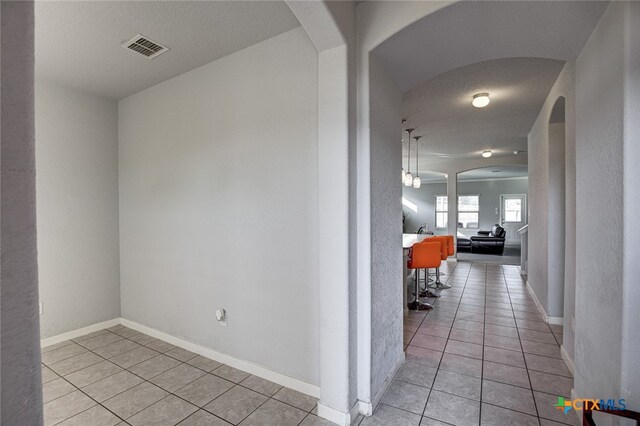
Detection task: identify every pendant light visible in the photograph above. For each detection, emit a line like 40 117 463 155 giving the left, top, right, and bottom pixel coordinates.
413 135 422 188
401 120 407 182
404 128 414 186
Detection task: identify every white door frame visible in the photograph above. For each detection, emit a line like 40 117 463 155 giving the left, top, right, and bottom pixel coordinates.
499 193 527 242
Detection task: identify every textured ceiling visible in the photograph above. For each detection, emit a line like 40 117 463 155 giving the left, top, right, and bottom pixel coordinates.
385 1 607 173
373 1 608 93
35 1 300 100
401 57 565 169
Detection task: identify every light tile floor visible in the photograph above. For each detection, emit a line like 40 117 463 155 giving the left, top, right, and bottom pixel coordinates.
42 261 574 426
42 326 330 426
366 261 576 426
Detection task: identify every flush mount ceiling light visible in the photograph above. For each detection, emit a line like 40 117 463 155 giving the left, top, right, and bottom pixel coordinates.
482 150 492 158
472 93 490 108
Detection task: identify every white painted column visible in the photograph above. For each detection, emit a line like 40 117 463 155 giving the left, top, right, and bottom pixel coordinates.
317 45 352 424
356 49 372 415
447 174 457 250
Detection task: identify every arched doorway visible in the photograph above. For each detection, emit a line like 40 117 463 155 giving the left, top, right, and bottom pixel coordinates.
456 165 529 265
547 97 567 319
358 0 604 420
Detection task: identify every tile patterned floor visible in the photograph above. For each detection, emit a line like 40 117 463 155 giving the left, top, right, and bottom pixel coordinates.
365 261 577 426
42 261 575 426
41 326 331 426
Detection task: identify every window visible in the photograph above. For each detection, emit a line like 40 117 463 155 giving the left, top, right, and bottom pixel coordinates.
458 195 479 229
435 195 447 228
504 198 522 222
435 195 480 229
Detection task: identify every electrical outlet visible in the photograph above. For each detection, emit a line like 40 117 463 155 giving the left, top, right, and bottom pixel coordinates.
39 302 43 315
216 309 227 326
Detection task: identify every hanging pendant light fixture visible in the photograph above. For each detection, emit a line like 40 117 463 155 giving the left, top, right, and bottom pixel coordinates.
413 135 422 188
404 128 414 186
401 120 407 182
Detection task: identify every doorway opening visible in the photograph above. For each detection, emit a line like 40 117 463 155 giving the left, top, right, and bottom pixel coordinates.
548 97 567 321
455 166 528 265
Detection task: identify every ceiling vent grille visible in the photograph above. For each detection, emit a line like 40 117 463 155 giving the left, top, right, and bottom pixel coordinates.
122 34 169 59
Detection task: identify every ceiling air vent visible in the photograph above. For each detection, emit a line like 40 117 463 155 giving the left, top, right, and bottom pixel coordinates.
122 34 169 59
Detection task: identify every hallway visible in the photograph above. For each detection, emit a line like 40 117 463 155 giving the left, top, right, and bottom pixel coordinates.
367 262 574 426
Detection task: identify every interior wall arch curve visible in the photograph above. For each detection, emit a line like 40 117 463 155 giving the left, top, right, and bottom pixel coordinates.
547 96 567 318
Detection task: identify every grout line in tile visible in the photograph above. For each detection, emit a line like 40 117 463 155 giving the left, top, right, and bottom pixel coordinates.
420 262 472 420
402 262 568 425
51 373 129 425
500 265 542 425
46 326 318 426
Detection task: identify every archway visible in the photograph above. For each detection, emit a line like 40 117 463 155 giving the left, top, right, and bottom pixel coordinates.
358 0 604 419
547 97 566 320
456 165 528 265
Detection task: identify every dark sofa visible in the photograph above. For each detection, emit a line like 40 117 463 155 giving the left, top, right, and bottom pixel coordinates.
470 224 506 255
456 237 472 253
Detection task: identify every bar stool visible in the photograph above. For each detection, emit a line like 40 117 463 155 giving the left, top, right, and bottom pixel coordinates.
407 240 442 311
431 234 455 279
427 236 451 290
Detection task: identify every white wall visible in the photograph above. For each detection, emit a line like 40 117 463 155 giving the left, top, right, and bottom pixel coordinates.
368 54 404 399
527 63 575 324
547 121 566 318
118 27 320 385
403 182 446 234
621 0 640 409
574 1 640 410
36 79 120 338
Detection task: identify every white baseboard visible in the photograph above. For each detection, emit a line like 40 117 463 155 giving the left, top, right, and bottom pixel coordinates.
358 400 373 417
365 353 405 416
350 402 363 424
526 280 549 323
41 318 121 348
120 318 320 399
525 281 564 326
548 316 564 326
561 345 575 375
354 354 405 419
316 401 360 426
